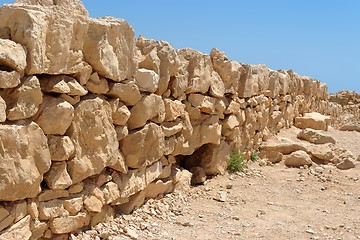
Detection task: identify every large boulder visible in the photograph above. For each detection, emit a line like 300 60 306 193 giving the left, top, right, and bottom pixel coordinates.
67 97 126 184
0 122 51 201
284 150 313 167
294 112 331 130
0 1 89 75
297 128 335 144
0 70 21 89
84 17 137 81
0 39 27 72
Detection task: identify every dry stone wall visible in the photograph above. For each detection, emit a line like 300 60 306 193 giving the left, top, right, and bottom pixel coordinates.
0 0 353 238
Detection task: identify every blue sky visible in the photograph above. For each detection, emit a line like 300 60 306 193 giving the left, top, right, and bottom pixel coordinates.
1 0 359 93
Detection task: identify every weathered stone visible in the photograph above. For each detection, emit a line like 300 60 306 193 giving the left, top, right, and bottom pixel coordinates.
40 75 87 96
297 128 335 144
135 68 159 93
339 124 360 132
0 215 31 240
0 208 14 232
188 94 216 114
115 125 129 141
102 182 121 204
0 96 5 122
86 72 109 94
109 99 130 126
44 162 72 190
239 64 269 98
0 39 27 72
59 94 80 105
121 123 166 168
84 17 136 81
12 202 27 223
144 179 174 199
49 212 90 234
223 114 240 130
284 150 312 167
30 219 47 240
137 36 180 95
67 97 126 184
0 70 21 88
260 136 309 155
200 141 231 175
127 94 165 130
210 48 243 94
47 135 75 161
209 71 225 98
117 190 146 214
27 200 38 219
38 200 68 220
0 2 88 75
107 81 142 106
38 189 69 202
68 183 84 194
336 159 355 170
259 150 283 164
84 195 103 213
35 95 74 135
172 168 192 193
164 99 185 121
62 196 83 215
72 62 92 85
190 167 207 185
90 205 114 227
161 121 183 137
0 122 51 201
295 112 331 130
1 76 42 120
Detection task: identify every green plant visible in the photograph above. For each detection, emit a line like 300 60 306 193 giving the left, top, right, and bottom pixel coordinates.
228 152 246 172
250 151 259 162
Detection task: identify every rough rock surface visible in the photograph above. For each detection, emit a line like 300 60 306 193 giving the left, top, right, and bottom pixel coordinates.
284 150 313 167
295 112 331 130
297 128 336 144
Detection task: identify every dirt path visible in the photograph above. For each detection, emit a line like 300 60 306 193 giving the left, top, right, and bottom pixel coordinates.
74 128 360 240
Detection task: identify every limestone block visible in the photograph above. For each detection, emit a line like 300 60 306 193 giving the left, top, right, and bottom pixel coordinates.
137 36 180 95
30 219 47 240
223 114 240 130
161 121 183 137
0 215 31 240
259 150 283 164
47 135 75 161
38 200 68 220
0 208 13 232
84 195 103 213
177 48 212 94
115 125 129 141
84 17 137 81
67 97 126 184
209 71 225 98
121 123 166 168
0 122 51 201
0 2 88 75
35 95 74 135
86 72 109 94
297 128 335 144
62 196 83 215
0 96 5 122
239 64 269 98
0 39 27 72
101 182 121 205
107 81 142 106
90 205 114 228
127 94 165 130
37 190 69 202
117 190 145 214
0 70 21 88
1 76 42 120
144 179 174 199
44 162 72 190
260 136 309 155
210 48 243 94
109 99 130 126
135 68 159 93
72 62 92 85
295 112 331 130
188 94 216 114
12 202 28 223
164 99 185 121
49 212 90 234
200 141 231 175
284 150 312 167
112 169 146 199
40 75 87 96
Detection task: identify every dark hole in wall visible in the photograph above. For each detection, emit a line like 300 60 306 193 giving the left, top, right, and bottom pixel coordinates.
177 144 209 171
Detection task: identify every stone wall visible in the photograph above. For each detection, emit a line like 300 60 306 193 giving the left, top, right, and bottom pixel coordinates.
0 0 352 238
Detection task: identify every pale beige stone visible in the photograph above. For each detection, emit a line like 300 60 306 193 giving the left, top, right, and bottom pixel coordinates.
0 39 27 72
295 112 331 130
84 195 103 213
59 94 80 105
173 168 192 193
90 205 114 227
86 72 109 94
37 189 69 202
239 64 269 98
47 135 75 161
137 36 180 95
164 99 185 121
0 215 31 240
145 161 163 185
27 200 39 219
224 100 241 114
49 212 90 234
188 94 216 114
0 2 88 75
117 190 145 214
144 179 174 199
30 219 47 240
1 76 42 120
161 121 183 137
107 81 142 106
297 128 335 144
44 162 73 190
127 94 165 130
38 200 68 220
223 114 240 130
84 17 136 81
0 208 10 222
67 97 126 184
12 202 28 223
35 95 74 135
115 125 129 141
0 96 5 122
62 196 83 215
260 136 309 155
284 150 312 167
0 70 21 88
109 98 131 126
101 182 121 204
40 75 87 96
72 62 92 85
200 141 231 175
121 123 166 168
339 124 360 132
0 213 14 232
68 183 84 194
0 122 51 201
135 68 159 93
259 150 283 164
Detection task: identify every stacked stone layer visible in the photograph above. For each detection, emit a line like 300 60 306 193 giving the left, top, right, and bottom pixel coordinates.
0 0 356 238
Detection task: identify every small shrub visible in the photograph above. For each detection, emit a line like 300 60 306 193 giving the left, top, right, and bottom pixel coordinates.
228 152 246 172
250 151 259 162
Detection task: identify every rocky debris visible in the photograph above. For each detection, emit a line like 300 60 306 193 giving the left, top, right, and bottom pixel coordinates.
295 112 331 130
284 150 313 167
297 128 336 144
